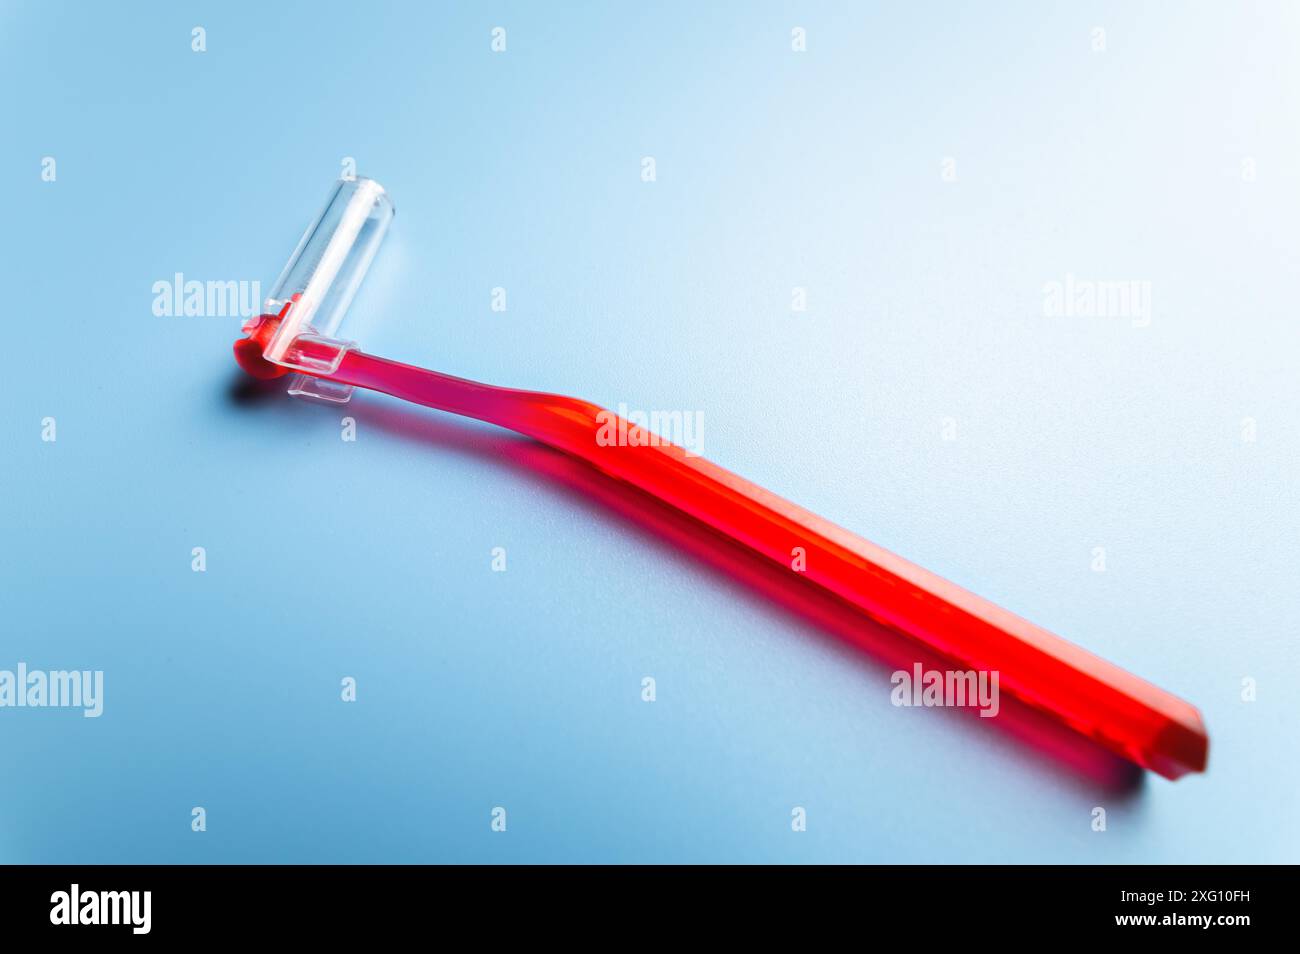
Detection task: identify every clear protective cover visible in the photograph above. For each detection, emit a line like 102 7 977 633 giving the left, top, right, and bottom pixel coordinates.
257 176 394 402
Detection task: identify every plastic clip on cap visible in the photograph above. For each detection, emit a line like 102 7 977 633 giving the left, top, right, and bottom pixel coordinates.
242 176 395 404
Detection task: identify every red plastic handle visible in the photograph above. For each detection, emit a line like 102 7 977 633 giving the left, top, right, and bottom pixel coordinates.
235 315 1206 779
317 347 1207 780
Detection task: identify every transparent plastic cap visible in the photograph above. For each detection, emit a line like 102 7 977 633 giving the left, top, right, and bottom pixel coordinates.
256 176 394 402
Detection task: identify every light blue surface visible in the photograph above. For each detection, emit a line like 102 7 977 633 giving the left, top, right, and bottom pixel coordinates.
2 0 1297 863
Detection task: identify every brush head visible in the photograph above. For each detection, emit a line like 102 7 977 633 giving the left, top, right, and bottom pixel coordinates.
233 315 288 379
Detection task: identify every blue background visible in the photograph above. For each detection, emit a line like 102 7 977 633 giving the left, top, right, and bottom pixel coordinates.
2 1 1297 863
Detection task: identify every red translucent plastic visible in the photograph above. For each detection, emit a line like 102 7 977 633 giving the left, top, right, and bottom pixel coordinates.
236 320 1208 779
